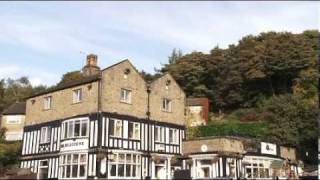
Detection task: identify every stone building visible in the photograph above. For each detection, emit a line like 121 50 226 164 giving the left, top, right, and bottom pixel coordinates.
182 136 301 179
20 54 186 179
1 102 26 141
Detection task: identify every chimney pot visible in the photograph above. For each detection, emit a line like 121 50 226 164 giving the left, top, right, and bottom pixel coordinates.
86 54 98 66
82 53 100 76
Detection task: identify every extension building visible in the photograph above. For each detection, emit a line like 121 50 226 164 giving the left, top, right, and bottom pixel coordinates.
182 136 301 179
20 54 186 179
1 102 26 141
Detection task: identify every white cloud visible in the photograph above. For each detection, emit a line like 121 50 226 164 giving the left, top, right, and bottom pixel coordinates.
0 1 318 86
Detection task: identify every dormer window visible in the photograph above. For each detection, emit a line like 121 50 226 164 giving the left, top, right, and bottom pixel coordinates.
44 96 52 110
73 89 82 103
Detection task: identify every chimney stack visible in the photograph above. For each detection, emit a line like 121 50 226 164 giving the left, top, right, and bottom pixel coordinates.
82 54 101 76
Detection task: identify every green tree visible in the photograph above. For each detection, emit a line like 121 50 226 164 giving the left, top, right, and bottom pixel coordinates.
0 77 46 112
57 71 84 86
259 95 317 164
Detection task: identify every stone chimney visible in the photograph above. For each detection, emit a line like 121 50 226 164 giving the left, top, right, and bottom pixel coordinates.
82 54 101 76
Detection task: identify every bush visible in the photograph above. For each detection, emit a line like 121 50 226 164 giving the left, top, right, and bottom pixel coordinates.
187 121 267 139
0 141 21 170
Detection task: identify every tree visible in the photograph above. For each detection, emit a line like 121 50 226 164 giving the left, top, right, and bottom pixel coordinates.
259 95 317 164
140 70 161 82
168 48 183 64
0 77 47 112
158 30 319 112
57 71 84 86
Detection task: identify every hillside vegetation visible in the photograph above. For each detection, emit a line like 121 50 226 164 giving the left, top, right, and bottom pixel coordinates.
150 30 319 165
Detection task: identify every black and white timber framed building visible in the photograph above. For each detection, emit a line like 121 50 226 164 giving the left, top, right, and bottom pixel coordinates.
20 55 186 179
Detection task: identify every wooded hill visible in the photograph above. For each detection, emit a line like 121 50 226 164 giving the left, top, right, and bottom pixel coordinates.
144 30 319 165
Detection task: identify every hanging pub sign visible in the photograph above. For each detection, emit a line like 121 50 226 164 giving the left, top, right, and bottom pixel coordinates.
60 139 88 152
261 142 277 155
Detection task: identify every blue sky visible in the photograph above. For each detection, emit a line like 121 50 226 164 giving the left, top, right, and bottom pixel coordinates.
0 2 318 86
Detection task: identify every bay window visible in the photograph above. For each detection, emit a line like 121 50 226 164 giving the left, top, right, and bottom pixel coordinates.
109 152 141 178
60 153 87 179
128 122 140 140
62 119 88 139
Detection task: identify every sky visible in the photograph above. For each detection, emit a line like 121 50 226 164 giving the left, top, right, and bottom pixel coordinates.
0 1 319 86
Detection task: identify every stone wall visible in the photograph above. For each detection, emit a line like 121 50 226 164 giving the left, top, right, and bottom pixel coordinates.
1 115 25 132
25 81 99 125
100 60 148 119
183 137 245 155
149 73 186 125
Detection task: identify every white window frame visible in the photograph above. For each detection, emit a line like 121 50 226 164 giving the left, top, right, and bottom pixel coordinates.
72 89 82 103
44 96 52 110
38 160 49 179
59 153 87 179
40 126 51 144
128 122 140 140
169 128 178 144
120 88 132 104
62 118 89 139
110 119 123 138
162 98 172 112
155 126 165 143
108 152 141 179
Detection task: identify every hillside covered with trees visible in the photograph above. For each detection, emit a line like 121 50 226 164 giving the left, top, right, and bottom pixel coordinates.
149 30 318 165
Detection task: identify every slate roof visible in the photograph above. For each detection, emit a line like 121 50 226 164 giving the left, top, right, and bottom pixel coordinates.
2 102 26 115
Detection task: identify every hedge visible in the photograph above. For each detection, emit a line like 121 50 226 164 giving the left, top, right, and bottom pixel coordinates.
187 121 267 139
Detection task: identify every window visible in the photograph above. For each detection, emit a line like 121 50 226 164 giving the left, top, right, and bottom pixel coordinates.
120 89 132 103
38 160 49 179
155 126 164 143
60 153 87 179
40 127 51 144
169 128 178 144
128 122 140 140
44 96 52 110
6 115 21 124
162 98 172 112
110 119 122 137
73 89 82 103
109 153 141 178
62 119 88 139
